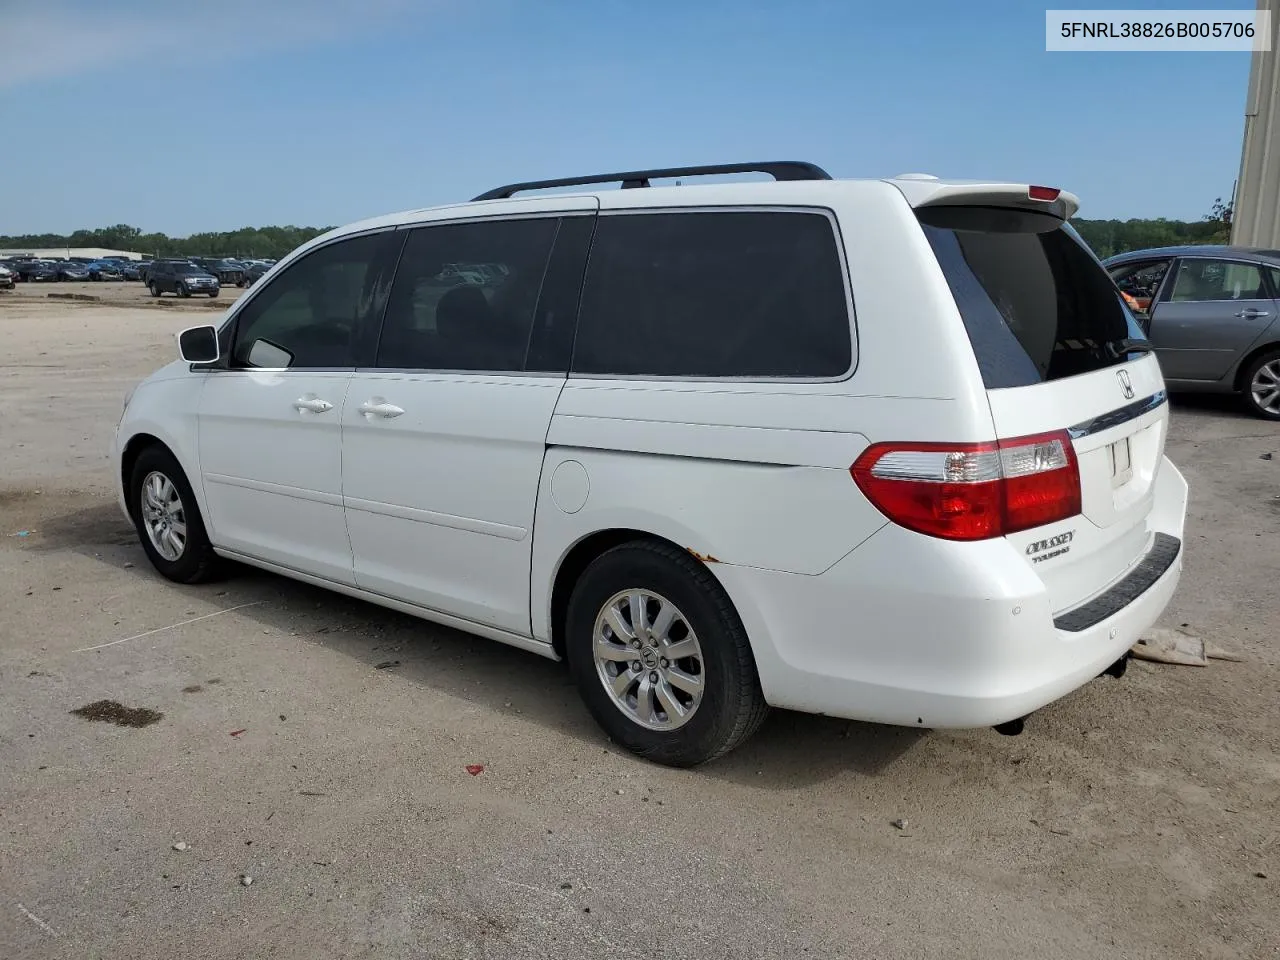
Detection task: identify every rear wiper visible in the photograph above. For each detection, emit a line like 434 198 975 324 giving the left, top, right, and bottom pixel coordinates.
1105 338 1154 358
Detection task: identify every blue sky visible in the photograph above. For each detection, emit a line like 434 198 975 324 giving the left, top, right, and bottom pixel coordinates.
0 0 1256 235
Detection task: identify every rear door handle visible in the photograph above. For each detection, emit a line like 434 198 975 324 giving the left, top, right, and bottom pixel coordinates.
1236 308 1270 319
293 397 333 414
358 399 405 420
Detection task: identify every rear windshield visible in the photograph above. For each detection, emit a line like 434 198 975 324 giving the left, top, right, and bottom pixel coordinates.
918 206 1146 388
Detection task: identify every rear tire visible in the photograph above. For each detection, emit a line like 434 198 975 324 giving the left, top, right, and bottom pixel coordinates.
565 540 768 766
1242 348 1280 421
129 445 224 584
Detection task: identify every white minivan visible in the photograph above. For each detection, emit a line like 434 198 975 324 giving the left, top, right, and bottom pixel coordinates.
112 162 1188 766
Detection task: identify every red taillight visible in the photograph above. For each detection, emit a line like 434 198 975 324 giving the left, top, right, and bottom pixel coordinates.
850 431 1081 541
1028 185 1061 202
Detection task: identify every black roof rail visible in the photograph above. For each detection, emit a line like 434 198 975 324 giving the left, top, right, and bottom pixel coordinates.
472 161 832 202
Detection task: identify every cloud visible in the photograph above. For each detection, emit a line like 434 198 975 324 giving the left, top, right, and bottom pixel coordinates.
0 0 426 90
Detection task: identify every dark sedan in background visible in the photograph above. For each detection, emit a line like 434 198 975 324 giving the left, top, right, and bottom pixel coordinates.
190 257 246 286
53 261 91 281
243 260 273 286
87 260 124 281
12 259 60 282
1105 245 1280 420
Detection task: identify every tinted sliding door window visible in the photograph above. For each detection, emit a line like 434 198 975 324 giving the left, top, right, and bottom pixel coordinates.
571 211 852 378
231 232 389 369
376 217 561 372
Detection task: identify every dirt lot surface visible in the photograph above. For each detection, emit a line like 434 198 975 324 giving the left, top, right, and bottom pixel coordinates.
1 292 1278 959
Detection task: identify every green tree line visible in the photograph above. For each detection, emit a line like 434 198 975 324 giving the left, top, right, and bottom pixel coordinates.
0 223 332 260
1 204 1234 263
1072 214 1231 258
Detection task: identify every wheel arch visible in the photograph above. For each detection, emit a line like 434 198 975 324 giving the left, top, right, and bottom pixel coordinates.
548 528 706 660
1233 339 1280 392
120 433 170 520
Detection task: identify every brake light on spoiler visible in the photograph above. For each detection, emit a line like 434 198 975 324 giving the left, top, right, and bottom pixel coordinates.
1028 185 1061 202
851 431 1081 541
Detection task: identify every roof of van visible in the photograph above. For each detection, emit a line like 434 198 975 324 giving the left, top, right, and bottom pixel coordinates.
318 172 1081 247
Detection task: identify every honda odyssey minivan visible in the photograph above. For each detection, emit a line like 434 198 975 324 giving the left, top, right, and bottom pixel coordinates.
112 161 1188 765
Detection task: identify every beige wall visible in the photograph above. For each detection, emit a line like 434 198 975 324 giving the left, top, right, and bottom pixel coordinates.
1232 0 1280 248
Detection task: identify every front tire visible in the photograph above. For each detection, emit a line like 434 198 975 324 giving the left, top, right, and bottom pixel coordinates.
129 446 223 583
1243 349 1280 421
565 540 768 766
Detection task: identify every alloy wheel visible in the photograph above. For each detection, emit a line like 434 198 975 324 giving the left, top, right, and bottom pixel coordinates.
593 589 705 731
1250 359 1280 416
140 470 187 561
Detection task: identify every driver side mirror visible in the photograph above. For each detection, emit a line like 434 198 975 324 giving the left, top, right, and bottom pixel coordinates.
178 325 219 364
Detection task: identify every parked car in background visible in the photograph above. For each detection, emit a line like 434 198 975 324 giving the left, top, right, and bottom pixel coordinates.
242 260 273 286
112 162 1188 766
0 264 14 289
12 259 59 282
87 260 124 281
138 261 169 284
1104 246 1280 420
199 258 247 286
54 261 91 281
147 260 219 298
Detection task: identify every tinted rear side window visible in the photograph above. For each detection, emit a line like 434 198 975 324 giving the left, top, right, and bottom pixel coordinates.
376 218 559 372
919 207 1145 388
572 211 851 378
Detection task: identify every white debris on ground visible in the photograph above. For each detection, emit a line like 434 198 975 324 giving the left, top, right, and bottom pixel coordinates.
1131 627 1245 667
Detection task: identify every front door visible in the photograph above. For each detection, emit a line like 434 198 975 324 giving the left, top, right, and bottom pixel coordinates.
198 230 398 583
342 202 596 634
1147 257 1276 381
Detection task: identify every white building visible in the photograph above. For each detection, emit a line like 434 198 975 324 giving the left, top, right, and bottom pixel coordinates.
1232 0 1280 248
0 247 144 261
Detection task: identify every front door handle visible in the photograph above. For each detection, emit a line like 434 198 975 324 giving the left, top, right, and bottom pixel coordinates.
1236 308 1270 319
358 399 405 420
293 397 333 414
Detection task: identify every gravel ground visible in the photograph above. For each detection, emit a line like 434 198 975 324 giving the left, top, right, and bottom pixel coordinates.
1 293 1278 960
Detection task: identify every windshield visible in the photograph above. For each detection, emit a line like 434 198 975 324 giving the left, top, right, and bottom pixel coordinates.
918 206 1148 388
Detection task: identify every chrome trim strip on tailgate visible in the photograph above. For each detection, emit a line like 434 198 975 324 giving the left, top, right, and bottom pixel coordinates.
1068 390 1167 439
1053 533 1181 633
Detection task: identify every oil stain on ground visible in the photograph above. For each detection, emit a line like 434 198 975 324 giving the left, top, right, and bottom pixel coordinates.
70 700 163 728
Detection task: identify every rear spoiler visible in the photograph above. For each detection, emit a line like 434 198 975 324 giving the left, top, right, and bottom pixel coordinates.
886 177 1080 221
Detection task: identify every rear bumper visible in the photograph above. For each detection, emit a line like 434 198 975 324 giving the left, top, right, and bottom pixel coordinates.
715 456 1189 728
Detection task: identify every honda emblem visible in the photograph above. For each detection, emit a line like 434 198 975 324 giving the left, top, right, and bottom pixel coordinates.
1116 369 1135 400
